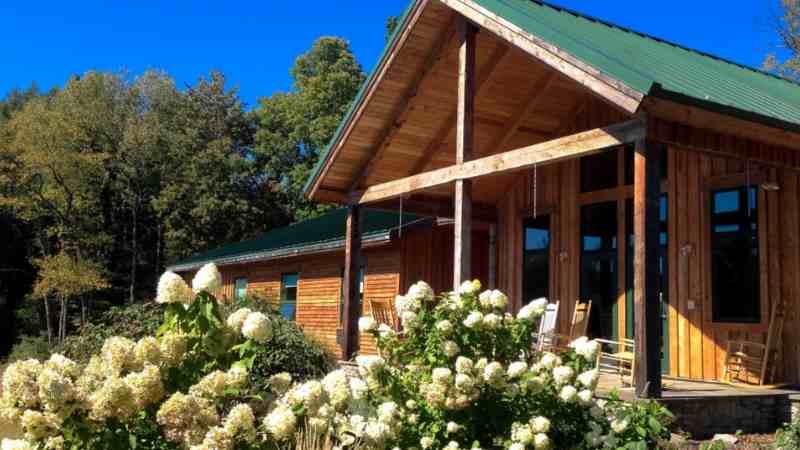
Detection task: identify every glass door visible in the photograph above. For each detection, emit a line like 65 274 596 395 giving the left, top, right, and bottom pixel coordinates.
580 201 618 340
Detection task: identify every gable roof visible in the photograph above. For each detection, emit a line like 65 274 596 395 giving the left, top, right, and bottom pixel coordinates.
304 0 800 198
169 208 425 272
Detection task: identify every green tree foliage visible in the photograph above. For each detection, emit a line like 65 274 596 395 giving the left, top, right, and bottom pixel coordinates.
253 37 366 221
765 0 800 80
386 16 399 42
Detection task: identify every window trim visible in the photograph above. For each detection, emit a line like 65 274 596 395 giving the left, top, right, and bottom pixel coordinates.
704 172 769 332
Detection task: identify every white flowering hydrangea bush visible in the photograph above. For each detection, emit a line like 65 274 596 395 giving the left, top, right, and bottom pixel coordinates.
1 266 672 450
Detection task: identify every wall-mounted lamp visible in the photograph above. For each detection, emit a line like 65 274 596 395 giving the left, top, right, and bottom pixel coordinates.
761 182 781 192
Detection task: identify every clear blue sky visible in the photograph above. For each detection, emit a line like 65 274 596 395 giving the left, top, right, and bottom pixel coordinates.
0 1 786 109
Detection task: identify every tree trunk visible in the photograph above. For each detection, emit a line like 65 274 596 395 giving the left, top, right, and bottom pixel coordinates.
155 223 162 280
81 297 86 329
43 298 52 346
59 297 67 344
129 197 138 304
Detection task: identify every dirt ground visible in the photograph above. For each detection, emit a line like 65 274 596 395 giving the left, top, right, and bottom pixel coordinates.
676 434 776 449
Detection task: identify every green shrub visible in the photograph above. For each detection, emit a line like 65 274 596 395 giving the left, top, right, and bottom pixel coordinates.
54 301 164 362
775 420 800 450
5 334 49 362
223 295 334 394
602 392 675 449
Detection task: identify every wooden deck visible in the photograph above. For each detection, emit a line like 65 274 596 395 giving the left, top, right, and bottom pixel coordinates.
597 373 798 438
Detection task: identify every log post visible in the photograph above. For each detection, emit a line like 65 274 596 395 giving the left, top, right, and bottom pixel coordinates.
453 17 476 289
342 205 362 360
633 134 663 398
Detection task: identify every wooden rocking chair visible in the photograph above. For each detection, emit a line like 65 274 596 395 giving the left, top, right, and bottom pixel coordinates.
539 301 593 353
596 337 636 386
368 298 399 331
723 304 784 386
533 301 559 352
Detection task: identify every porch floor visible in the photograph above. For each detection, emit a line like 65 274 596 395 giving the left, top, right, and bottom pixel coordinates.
597 374 799 438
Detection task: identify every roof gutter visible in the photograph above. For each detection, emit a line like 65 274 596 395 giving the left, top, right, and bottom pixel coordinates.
168 232 393 273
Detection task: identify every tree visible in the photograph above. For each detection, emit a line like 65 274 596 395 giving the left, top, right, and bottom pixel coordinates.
386 16 399 42
32 252 109 344
765 0 800 80
253 37 366 221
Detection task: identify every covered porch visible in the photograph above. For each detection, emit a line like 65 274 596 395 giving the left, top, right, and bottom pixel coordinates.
304 0 800 401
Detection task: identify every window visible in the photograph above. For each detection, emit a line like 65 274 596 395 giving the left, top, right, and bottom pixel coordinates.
234 278 247 302
280 273 299 321
580 148 618 192
710 186 760 323
522 215 550 304
339 267 365 324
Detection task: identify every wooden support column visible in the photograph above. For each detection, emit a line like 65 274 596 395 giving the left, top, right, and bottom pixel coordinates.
453 17 476 289
341 205 362 360
633 135 663 398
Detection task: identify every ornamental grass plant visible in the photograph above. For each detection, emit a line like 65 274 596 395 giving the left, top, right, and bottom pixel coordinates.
0 264 673 450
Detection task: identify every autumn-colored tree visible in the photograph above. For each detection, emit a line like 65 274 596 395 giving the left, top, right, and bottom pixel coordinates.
765 0 800 80
32 252 109 344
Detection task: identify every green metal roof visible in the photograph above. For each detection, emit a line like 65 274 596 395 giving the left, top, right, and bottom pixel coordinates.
304 0 800 197
170 208 425 272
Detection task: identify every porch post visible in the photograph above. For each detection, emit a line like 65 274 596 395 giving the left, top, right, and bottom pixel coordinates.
453 17 476 290
633 133 663 398
342 204 362 360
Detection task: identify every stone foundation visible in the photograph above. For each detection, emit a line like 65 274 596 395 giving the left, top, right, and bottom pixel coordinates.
660 394 792 439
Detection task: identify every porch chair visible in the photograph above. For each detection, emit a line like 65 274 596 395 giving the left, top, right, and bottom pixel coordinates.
533 301 559 352
596 337 636 386
723 304 784 386
538 301 592 353
368 298 399 331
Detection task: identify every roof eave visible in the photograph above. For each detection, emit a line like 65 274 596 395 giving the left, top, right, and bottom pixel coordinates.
168 232 394 273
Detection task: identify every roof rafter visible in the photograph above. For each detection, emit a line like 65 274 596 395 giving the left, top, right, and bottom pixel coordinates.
348 15 459 192
408 41 511 175
488 70 558 154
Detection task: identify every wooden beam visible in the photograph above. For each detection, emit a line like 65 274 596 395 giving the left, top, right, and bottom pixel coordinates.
349 17 459 191
307 0 431 200
438 0 643 115
633 135 663 398
341 205 362 360
454 17 476 289
490 71 557 153
411 41 510 175
352 118 645 204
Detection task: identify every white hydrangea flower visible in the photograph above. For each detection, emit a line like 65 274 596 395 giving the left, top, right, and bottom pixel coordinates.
489 290 508 310
356 355 385 374
530 416 551 434
529 298 548 316
407 281 434 303
458 279 481 296
455 356 474 374
323 370 351 410
478 290 492 310
226 308 251 331
511 422 533 444
507 361 528 379
124 364 165 409
552 366 575 386
268 372 293 395
350 377 369 400
577 389 594 406
1 439 34 450
533 433 551 449
559 385 577 403
539 352 560 369
517 300 545 321
159 333 188 367
436 320 453 335
432 367 453 385
442 340 460 358
577 369 599 390
401 311 420 329
226 366 248 389
610 418 630 434
482 313 502 329
483 362 504 384
463 311 483 328
263 404 297 441
358 316 378 333
509 444 525 450
446 421 461 434
420 437 434 449
192 263 222 293
570 336 600 362
156 271 193 305
377 402 398 424
241 312 272 343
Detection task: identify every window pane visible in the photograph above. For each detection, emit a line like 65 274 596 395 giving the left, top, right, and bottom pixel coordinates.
580 201 617 339
234 278 247 301
711 186 760 323
281 273 299 320
581 149 618 192
523 215 550 304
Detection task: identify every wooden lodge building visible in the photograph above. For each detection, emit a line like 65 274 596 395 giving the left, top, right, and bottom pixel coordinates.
170 208 490 358
301 0 800 399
